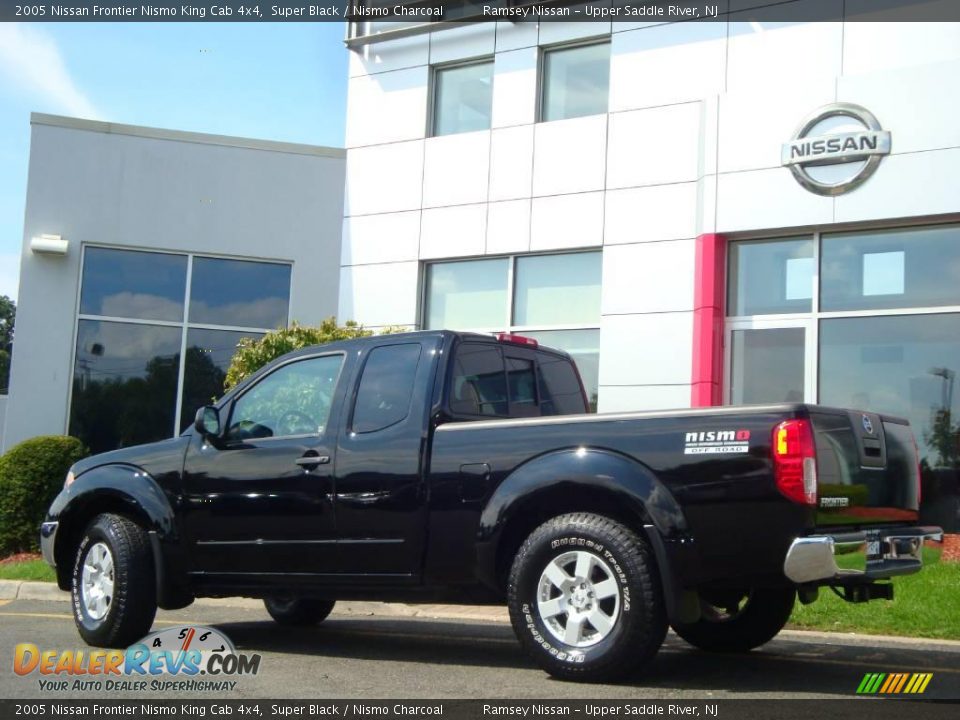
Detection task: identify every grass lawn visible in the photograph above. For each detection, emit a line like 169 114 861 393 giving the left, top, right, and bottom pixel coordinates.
0 554 57 582
789 548 960 641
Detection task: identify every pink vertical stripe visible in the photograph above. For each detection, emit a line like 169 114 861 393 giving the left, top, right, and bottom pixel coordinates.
691 233 726 407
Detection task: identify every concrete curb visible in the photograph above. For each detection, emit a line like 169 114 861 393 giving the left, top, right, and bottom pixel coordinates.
4 581 958 650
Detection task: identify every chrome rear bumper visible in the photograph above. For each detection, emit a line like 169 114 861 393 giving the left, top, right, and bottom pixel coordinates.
784 526 943 584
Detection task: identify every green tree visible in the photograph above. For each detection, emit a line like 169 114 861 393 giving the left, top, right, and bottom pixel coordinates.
225 318 396 390
0 295 14 393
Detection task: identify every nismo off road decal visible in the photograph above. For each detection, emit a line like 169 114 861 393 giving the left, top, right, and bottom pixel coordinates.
683 429 751 455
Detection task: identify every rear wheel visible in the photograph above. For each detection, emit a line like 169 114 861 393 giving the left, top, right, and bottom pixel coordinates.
71 513 157 647
671 587 796 652
507 513 667 683
264 595 336 626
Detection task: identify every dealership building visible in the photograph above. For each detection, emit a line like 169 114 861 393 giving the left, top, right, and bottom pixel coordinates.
339 12 959 529
2 10 958 530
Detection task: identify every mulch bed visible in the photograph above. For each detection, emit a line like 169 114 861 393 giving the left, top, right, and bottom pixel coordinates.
0 552 42 565
942 533 960 563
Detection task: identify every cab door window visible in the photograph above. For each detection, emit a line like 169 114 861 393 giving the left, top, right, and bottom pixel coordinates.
351 344 422 433
226 354 344 442
449 343 508 417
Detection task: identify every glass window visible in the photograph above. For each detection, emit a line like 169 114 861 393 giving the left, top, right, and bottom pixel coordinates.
69 320 182 454
506 356 537 416
449 343 508 417
227 354 344 442
352 344 422 433
426 259 509 329
821 225 960 311
819 315 960 468
728 238 814 316
541 42 610 122
536 351 587 416
432 60 493 136
525 329 599 411
189 257 291 328
179 328 264 432
513 253 602 326
79 248 187 322
730 328 806 404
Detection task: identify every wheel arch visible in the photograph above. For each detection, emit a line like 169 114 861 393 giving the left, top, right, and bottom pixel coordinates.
53 465 192 609
476 448 690 593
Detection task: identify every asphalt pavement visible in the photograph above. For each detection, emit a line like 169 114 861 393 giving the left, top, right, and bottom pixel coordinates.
2 598 959 701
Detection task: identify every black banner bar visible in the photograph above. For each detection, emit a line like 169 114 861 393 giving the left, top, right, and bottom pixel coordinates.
3 0 960 23
2 699 959 719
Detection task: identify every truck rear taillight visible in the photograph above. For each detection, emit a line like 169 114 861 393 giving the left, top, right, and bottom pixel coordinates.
496 333 539 348
772 419 817 506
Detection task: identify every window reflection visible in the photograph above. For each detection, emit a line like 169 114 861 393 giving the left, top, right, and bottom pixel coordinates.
730 328 805 404
433 61 493 136
513 253 602 327
189 257 291 328
179 328 264 432
541 42 611 122
727 238 813 316
426 259 509 329
69 320 182 454
79 248 187 322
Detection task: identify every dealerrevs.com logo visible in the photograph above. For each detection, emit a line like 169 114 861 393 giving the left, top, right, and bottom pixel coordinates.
14 625 261 693
683 430 751 455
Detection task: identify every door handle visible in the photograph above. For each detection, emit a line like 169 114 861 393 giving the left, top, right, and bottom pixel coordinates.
296 454 330 469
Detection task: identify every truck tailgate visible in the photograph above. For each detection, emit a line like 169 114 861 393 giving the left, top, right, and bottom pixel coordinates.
810 410 920 526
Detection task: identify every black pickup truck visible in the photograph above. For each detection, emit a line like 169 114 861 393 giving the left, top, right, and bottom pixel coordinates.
42 330 941 682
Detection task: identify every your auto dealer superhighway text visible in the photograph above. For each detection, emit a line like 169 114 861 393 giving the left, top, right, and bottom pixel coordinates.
484 706 706 716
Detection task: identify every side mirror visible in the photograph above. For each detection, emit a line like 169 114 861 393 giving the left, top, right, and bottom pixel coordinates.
194 406 221 439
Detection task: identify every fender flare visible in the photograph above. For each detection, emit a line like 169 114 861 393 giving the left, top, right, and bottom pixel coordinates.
475 447 699 623
52 464 193 610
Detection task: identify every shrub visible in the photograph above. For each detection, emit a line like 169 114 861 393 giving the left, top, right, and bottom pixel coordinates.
224 318 405 391
0 435 88 555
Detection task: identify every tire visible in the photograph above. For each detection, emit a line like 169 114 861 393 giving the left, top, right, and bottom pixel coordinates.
71 513 157 648
671 586 796 653
264 595 336 626
507 512 667 683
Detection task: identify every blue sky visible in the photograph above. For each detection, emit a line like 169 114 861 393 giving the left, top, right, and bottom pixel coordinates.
0 22 349 302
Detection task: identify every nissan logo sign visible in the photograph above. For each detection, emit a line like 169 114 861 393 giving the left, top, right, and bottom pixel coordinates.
782 103 891 196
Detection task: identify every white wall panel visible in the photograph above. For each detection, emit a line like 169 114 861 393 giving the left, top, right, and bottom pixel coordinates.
345 141 423 216
345 67 429 148
838 60 960 156
717 83 836 173
486 200 531 255
530 192 604 251
341 211 420 266
604 183 698 245
495 20 539 52
606 104 701 188
696 174 718 236
834 148 960 224
533 115 608 196
429 23 496 64
339 262 419 327
599 312 693 386
727 3 842 92
601 240 695 315
349 35 429 77
597 384 691 413
610 21 727 112
422 131 490 208
491 48 538 129
489 125 535 202
717 166 833 232
420 204 487 259
842 20 960 75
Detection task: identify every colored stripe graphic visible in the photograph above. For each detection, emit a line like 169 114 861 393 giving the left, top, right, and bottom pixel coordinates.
857 672 933 694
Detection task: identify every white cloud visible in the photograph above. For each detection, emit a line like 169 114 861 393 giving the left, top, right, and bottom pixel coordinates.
0 24 98 119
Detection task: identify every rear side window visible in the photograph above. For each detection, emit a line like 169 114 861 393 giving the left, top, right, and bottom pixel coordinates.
506 356 538 417
537 353 586 415
352 344 422 433
450 343 508 417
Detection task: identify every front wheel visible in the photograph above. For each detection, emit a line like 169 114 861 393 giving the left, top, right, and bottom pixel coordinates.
264 596 336 626
71 513 157 647
507 513 667 683
671 587 796 652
